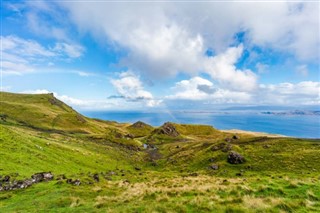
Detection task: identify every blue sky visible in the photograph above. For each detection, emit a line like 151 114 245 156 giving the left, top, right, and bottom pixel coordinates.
1 1 319 110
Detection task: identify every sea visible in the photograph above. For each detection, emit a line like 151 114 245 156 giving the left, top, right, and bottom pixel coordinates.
81 111 320 139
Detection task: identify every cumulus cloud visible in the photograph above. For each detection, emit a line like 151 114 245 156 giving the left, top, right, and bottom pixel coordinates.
167 77 319 105
204 45 257 92
167 77 215 101
0 35 85 75
111 71 162 107
167 77 252 103
53 1 319 94
59 1 319 64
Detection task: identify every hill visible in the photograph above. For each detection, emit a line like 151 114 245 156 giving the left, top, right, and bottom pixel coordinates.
0 92 319 212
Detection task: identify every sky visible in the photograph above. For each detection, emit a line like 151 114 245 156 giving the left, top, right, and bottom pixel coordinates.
1 0 319 111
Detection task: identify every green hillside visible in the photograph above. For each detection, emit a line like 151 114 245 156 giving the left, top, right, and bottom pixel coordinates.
0 92 319 212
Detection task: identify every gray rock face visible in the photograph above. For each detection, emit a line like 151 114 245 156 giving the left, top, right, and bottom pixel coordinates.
0 172 54 191
67 179 81 186
31 172 54 182
227 151 245 164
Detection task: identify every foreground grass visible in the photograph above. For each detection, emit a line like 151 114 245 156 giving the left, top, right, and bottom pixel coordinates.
1 174 319 212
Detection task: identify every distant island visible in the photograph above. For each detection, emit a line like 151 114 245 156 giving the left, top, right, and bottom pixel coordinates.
260 110 320 116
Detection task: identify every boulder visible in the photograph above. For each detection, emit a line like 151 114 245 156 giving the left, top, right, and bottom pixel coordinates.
2 175 10 182
227 151 245 164
67 179 81 186
209 164 219 170
31 172 53 182
93 174 99 182
232 135 240 140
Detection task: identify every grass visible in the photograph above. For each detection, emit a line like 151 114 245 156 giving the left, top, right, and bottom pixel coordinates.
0 92 319 212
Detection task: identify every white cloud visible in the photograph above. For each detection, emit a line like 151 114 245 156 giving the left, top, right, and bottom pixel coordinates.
55 1 319 94
0 35 85 75
59 1 319 71
72 71 94 77
22 89 51 94
20 89 160 110
111 71 162 107
53 42 85 58
167 77 319 105
204 45 257 92
167 77 252 104
259 81 320 104
1 35 55 57
167 77 214 101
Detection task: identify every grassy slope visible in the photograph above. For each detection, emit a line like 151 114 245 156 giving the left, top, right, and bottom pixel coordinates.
0 92 320 212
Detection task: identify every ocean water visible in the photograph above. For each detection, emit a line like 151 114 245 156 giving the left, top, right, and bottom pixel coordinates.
82 111 320 139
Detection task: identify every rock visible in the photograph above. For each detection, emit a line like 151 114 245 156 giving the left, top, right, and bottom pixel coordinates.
67 179 81 186
31 172 53 182
73 179 81 186
227 151 245 164
93 174 99 182
153 122 180 137
2 175 10 182
43 172 54 180
209 164 219 170
0 172 54 191
108 171 116 176
233 135 240 140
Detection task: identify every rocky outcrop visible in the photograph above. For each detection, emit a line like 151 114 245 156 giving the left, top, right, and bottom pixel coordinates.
227 151 245 164
0 172 54 191
153 122 180 137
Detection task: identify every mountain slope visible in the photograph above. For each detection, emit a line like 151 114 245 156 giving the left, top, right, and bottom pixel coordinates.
0 92 319 212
